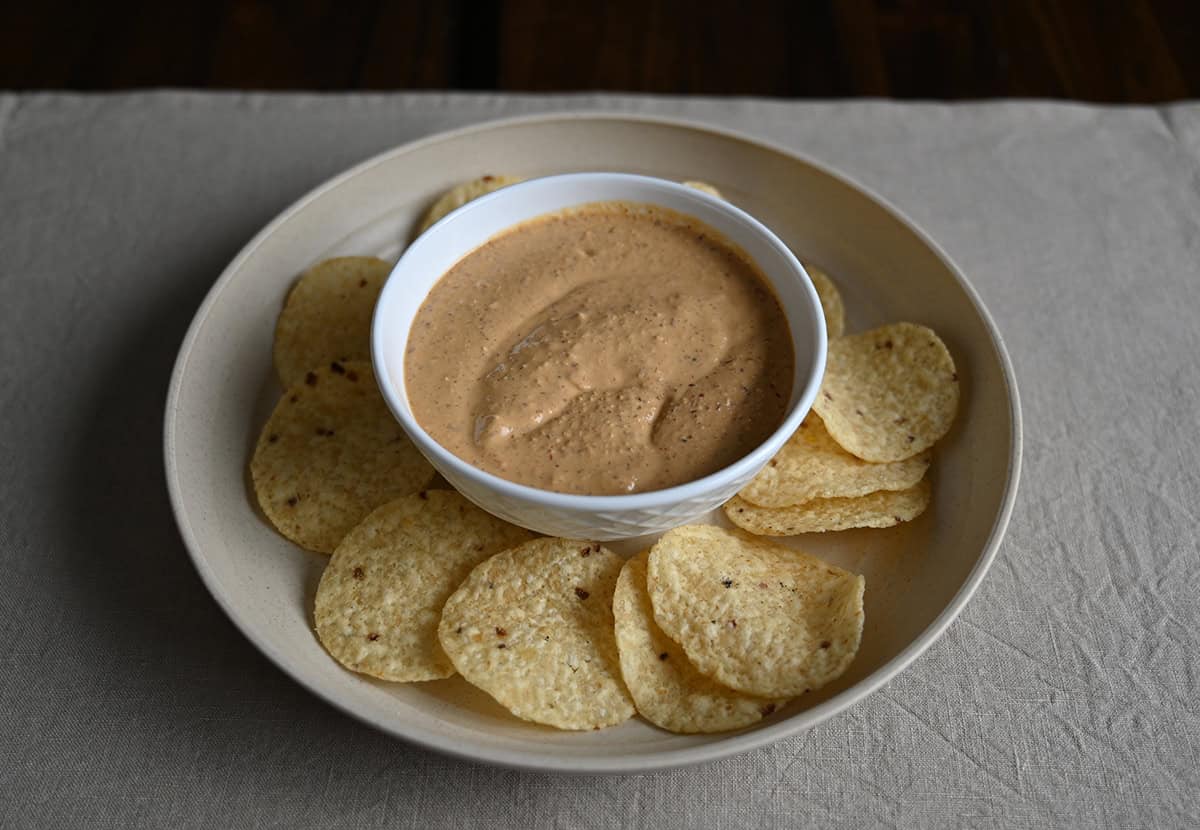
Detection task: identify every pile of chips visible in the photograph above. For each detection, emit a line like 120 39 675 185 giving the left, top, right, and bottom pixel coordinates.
726 269 959 536
315 493 863 734
245 176 959 734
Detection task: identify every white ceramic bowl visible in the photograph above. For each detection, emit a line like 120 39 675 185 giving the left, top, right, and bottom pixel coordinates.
371 173 826 539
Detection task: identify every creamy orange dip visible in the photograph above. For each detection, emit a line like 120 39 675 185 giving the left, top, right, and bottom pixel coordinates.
405 202 794 494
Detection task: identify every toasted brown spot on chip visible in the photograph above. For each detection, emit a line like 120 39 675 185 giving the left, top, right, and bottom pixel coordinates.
330 361 345 374
305 372 317 386
575 587 590 600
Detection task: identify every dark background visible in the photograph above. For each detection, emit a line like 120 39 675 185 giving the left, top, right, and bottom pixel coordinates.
3 0 1198 101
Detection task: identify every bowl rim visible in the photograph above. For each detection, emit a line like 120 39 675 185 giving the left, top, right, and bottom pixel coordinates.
370 171 828 511
163 111 1022 774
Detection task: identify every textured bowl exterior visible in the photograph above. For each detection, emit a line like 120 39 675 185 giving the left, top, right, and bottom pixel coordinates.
441 460 758 540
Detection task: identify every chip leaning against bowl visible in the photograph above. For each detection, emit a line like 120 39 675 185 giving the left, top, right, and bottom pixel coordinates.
404 201 796 495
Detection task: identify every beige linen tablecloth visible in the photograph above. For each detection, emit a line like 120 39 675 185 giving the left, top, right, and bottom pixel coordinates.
1 92 1197 828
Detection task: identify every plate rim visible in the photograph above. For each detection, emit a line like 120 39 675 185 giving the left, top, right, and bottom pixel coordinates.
164 110 1023 774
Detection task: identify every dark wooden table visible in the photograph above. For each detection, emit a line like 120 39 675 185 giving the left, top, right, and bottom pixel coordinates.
3 0 1197 101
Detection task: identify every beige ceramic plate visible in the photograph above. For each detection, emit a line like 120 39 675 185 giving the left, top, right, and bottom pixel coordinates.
164 114 1020 773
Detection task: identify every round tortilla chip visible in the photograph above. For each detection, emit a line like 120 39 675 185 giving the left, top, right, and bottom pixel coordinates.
739 414 930 508
803 263 845 339
812 322 959 462
725 479 931 535
438 538 634 731
647 526 864 698
273 257 389 389
250 361 435 553
614 552 784 733
314 491 534 681
416 175 525 233
682 180 723 199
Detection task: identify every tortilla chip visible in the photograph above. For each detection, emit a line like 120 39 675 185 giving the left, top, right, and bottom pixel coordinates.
314 491 534 681
739 414 930 508
273 257 389 389
614 552 784 733
726 479 931 535
250 361 434 553
647 525 864 698
812 323 959 461
438 538 634 730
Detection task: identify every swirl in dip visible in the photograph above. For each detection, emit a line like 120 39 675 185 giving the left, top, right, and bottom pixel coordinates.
405 202 794 495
